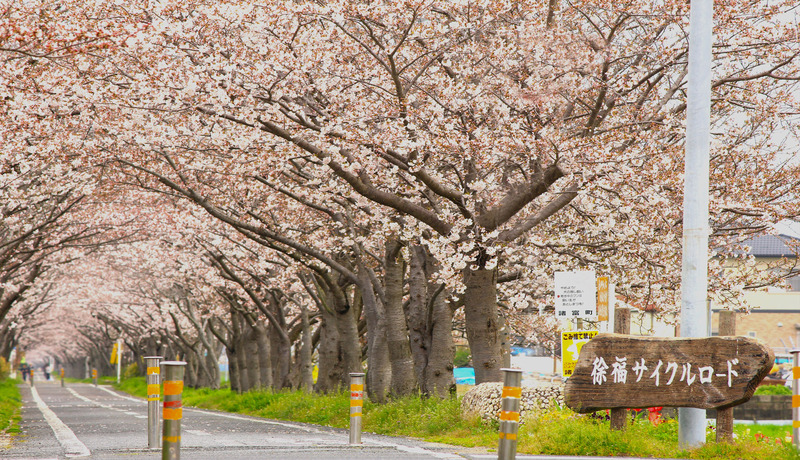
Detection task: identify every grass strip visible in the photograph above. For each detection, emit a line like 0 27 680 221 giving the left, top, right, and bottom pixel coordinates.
0 378 22 435
116 377 800 459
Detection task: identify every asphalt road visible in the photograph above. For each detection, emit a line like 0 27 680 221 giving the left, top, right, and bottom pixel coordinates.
5 380 493 459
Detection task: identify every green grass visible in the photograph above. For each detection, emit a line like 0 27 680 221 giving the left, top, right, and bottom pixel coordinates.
0 378 22 435
115 377 800 459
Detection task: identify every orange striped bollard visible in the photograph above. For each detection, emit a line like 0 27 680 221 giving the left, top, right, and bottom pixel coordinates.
349 372 365 445
29 368 34 386
792 349 800 450
92 368 98 387
498 368 523 460
162 361 186 460
145 356 163 449
60 368 65 387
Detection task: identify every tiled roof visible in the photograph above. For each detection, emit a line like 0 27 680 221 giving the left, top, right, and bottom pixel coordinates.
742 234 799 258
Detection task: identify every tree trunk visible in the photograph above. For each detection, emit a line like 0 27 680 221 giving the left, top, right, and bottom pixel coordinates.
463 268 502 383
299 303 314 392
384 239 417 396
267 297 291 389
226 344 240 393
242 319 262 390
357 261 390 402
423 280 455 397
408 245 455 397
315 306 343 392
232 313 251 392
334 291 363 387
254 321 273 389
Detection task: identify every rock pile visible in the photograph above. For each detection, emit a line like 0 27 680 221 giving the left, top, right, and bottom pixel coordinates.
461 382 564 423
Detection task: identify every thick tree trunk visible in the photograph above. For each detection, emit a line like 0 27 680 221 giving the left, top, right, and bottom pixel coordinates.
358 262 390 402
232 313 251 393
226 344 241 393
463 268 502 383
407 245 430 389
254 321 273 389
334 292 363 387
242 320 262 390
299 303 314 392
425 285 456 398
407 245 455 397
267 298 291 389
384 240 417 396
315 306 343 392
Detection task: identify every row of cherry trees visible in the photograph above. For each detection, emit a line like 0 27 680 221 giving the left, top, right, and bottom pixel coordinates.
2 0 799 397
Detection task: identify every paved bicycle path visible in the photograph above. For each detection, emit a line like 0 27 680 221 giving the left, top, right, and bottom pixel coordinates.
5 381 490 459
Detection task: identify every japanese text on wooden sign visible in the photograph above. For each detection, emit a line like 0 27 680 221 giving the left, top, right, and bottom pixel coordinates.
564 334 774 413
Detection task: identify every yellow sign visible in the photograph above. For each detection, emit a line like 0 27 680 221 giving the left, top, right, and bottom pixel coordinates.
597 276 609 322
561 330 599 377
110 343 119 365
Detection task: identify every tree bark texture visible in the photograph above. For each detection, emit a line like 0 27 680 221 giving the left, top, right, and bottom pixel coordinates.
463 268 502 383
358 262 391 402
384 239 417 396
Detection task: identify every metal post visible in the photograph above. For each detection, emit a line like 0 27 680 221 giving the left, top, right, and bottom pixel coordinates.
679 0 713 449
498 368 523 460
60 368 65 387
29 368 34 386
116 339 123 384
349 373 365 445
92 368 98 387
162 361 186 460
792 349 800 450
146 356 163 449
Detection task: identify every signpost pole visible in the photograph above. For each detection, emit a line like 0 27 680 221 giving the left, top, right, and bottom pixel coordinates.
716 311 736 442
610 308 631 431
792 349 800 450
92 368 98 387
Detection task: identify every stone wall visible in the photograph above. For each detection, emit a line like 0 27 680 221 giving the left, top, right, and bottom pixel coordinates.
706 395 792 421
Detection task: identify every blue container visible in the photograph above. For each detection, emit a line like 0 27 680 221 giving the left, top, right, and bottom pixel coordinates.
454 367 476 385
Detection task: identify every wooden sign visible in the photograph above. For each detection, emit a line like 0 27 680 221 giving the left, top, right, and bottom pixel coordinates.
565 333 774 413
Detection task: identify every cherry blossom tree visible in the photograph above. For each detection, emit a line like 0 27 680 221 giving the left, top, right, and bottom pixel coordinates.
3 0 799 386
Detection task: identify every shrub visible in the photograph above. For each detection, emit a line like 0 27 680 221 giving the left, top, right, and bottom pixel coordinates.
0 357 9 380
123 362 139 379
754 384 792 396
454 347 471 367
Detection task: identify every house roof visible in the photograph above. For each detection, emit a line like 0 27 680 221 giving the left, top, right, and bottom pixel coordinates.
741 234 799 258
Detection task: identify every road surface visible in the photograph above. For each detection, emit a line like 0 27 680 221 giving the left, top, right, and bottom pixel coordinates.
5 380 492 459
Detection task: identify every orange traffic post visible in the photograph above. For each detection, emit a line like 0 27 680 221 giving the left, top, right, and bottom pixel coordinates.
60 368 65 387
92 368 98 387
29 368 34 386
498 368 523 460
792 349 800 450
162 361 186 460
349 372 365 445
145 356 163 449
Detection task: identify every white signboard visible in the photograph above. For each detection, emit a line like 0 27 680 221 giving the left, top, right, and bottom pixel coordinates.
555 270 597 319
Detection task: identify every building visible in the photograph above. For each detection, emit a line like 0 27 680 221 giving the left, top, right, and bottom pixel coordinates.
711 232 800 359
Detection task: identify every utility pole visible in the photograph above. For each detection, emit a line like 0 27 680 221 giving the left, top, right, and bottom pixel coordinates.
679 0 713 448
